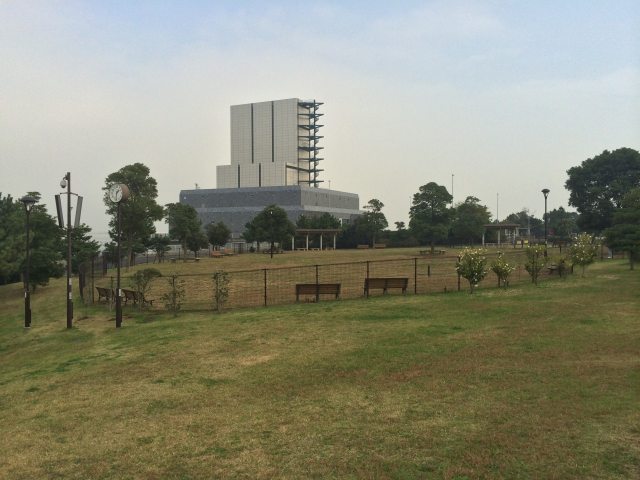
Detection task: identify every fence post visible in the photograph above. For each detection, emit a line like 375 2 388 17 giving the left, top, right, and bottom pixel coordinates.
414 258 417 294
90 255 95 304
457 256 461 292
364 260 369 298
315 265 319 303
427 264 431 277
263 269 268 307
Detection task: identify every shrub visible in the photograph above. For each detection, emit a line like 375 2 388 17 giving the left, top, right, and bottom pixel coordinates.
570 233 599 277
161 274 185 316
130 268 162 309
491 252 515 288
524 245 546 285
456 248 488 293
212 270 230 312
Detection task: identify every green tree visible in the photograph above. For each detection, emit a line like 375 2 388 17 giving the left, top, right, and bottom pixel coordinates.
63 223 100 274
244 205 296 258
0 193 24 285
103 163 164 265
566 148 640 233
186 230 208 258
570 233 599 276
605 188 640 269
456 248 488 293
451 196 491 245
21 194 65 291
166 203 203 257
357 199 388 246
547 207 578 244
148 235 171 263
409 182 452 253
206 221 231 249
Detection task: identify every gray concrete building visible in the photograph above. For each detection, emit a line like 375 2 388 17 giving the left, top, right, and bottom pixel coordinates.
180 98 361 239
180 185 360 236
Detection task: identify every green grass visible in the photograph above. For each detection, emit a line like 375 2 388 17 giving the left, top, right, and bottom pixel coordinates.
0 259 639 479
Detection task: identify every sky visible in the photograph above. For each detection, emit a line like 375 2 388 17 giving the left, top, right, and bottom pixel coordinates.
1 0 639 244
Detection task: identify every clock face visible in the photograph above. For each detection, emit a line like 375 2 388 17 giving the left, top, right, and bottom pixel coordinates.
109 184 123 203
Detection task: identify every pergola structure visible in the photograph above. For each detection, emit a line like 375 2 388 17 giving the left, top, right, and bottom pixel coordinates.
292 228 341 251
482 223 521 247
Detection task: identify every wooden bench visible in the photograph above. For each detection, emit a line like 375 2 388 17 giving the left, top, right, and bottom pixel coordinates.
357 244 370 249
122 289 154 307
364 277 409 296
295 283 341 302
373 243 386 249
211 251 224 258
96 286 113 303
547 264 558 274
419 249 446 256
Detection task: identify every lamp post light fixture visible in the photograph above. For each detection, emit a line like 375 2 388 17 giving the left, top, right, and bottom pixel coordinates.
20 195 37 328
542 188 550 257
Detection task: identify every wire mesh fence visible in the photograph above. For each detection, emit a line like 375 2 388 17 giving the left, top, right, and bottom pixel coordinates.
82 250 549 313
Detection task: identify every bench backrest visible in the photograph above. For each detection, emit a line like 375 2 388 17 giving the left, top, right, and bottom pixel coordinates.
365 277 408 289
296 283 341 295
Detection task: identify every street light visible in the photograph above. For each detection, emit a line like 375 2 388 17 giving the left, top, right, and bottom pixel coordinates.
60 173 75 328
542 188 550 257
20 195 37 328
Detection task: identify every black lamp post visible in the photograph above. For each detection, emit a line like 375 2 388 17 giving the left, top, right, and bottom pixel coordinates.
542 188 550 257
20 195 37 328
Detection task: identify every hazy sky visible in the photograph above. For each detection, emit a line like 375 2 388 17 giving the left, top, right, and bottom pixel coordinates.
2 1 639 243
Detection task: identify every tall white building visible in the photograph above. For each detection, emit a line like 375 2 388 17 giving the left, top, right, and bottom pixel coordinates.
216 98 324 188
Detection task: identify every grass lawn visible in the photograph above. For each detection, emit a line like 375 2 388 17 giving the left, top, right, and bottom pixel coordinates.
0 259 638 479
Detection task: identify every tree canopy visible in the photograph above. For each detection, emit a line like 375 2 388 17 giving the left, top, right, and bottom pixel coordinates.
450 196 491 245
103 163 164 265
166 202 205 256
244 205 296 257
605 188 640 269
206 221 231 249
0 192 64 290
358 199 388 246
409 182 452 251
566 148 640 233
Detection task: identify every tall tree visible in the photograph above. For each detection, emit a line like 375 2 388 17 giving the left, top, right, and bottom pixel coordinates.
450 196 491 245
547 207 578 243
605 188 640 269
566 148 640 233
103 163 164 265
62 223 101 274
206 221 231 249
166 202 204 257
358 198 388 246
409 182 452 252
244 205 296 258
18 193 64 291
0 193 24 285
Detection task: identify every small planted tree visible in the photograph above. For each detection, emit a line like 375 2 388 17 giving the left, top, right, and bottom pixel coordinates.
161 274 185 316
130 268 161 309
212 270 230 312
491 252 515 288
456 248 488 293
570 233 599 277
524 245 546 284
